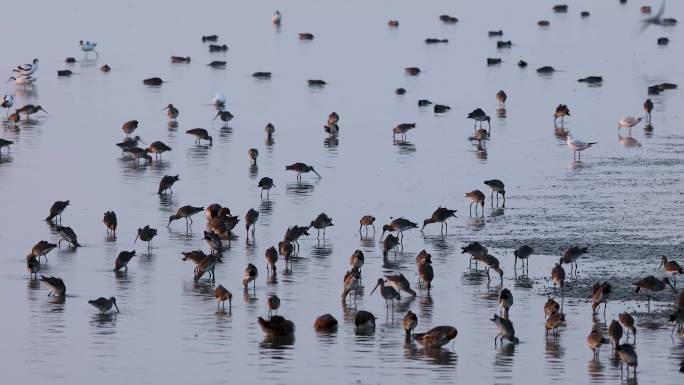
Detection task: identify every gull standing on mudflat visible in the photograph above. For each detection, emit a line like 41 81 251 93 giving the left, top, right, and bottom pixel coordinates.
566 134 596 160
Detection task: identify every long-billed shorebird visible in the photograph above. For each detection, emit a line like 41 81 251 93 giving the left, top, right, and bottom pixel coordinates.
513 245 533 270
413 326 458 348
382 218 418 242
283 225 310 250
265 246 278 273
285 163 320 180
422 207 457 234
158 175 179 194
403 310 418 338
46 200 69 223
465 190 485 216
350 250 364 273
204 231 222 254
560 245 588 276
554 104 570 125
566 134 596 160
418 255 434 292
121 120 139 136
484 179 505 206
135 225 157 250
258 177 275 198
341 269 362 303
194 253 219 282
619 312 636 343
89 297 120 315
16 104 46 119
359 215 376 235
544 298 560 319
467 108 491 130
385 273 416 297
480 254 504 283
499 288 513 318
591 282 611 315
213 110 234 126
669 307 684 336
102 211 117 236
608 319 624 348
245 209 259 236
462 242 488 268
56 226 80 248
243 263 258 290
314 314 338 331
41 275 66 296
248 148 258 164
31 240 57 263
633 275 675 309
659 255 683 288
215 285 232 310
114 250 136 272
616 344 638 377
147 141 172 160
186 128 213 145
168 205 204 228
163 104 179 121
267 294 281 316
310 213 333 239
393 123 415 140
383 233 400 258
551 263 566 296
587 324 607 359
492 314 519 345
643 98 653 122
545 312 565 338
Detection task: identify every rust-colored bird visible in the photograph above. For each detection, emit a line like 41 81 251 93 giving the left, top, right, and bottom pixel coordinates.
102 211 117 236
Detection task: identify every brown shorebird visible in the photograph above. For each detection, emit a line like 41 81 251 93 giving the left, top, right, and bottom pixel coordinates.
496 90 507 106
616 344 638 377
265 246 278 273
587 324 607 359
551 263 566 296
283 225 310 249
350 250 364 273
147 141 172 159
327 112 339 126
121 120 139 136
168 205 204 228
403 310 418 338
186 128 213 145
418 255 434 292
554 104 570 126
462 242 488 267
659 255 683 288
499 288 513 318
182 250 208 273
248 148 258 164
560 245 589 276
393 123 415 140
413 326 458 348
31 240 57 263
8 111 20 126
194 253 219 282
278 241 294 266
116 136 143 153
102 211 117 236
608 319 623 347
56 226 80 248
359 215 376 235
383 234 400 258
88 297 119 314
382 218 418 242
545 312 565 338
643 98 653 122
215 285 232 310
265 123 275 138
124 147 152 164
544 298 560 319
135 225 157 250
212 110 233 126
163 104 179 120
513 245 533 270
310 213 333 239
591 282 612 315
114 251 136 272
480 254 504 283
258 177 275 198
158 174 180 194
467 108 491 130
385 273 416 297
243 263 258 290
491 314 519 345
354 311 377 334
285 163 320 180
267 294 281 316
634 275 675 309
341 270 362 302
465 190 485 216
422 207 457 234
314 314 338 331
245 208 259 236
415 250 431 267
203 231 222 253
16 104 47 119
619 312 636 343
258 315 295 337
27 256 39 278
46 200 69 223
41 275 66 296
484 179 506 206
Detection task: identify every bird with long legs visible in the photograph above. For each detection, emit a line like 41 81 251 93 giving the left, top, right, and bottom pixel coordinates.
633 275 675 310
359 215 376 236
465 190 485 216
492 314 519 346
421 207 457 234
483 179 505 207
659 255 683 288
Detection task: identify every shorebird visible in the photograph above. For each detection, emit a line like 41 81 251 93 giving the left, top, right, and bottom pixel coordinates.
79 40 98 58
147 141 172 160
327 112 339 125
591 282 612 315
27 256 39 278
383 234 400 258
499 288 513 318
143 77 164 86
135 225 157 250
124 147 152 164
202 34 218 42
168 205 204 228
89 297 120 314
413 326 458 348
207 61 227 69
31 240 57 263
258 315 295 337
170 56 191 63
393 123 415 140
213 110 234 126
314 314 338 331
566 134 596 160
324 122 339 136
310 213 333 239
359 215 376 235
480 254 504 283
554 104 571 125
265 123 275 138
669 307 684 336
285 163 320 180
215 285 232 310
513 245 533 270
243 209 259 236
102 211 117 236
258 177 275 197
619 312 636 343
116 136 143 153
587 325 607 359
56 226 80 248
551 263 566 296
1 94 13 116
545 312 565 337
354 311 377 334
158 175 180 194
248 148 258 164
121 120 139 136
194 253 219 282
467 108 491 130
45 200 69 223
8 111 20 125
283 225 310 249
113 250 136 272
618 116 642 130
341 269 362 302
382 218 418 241
462 242 488 267
209 44 228 52
41 275 66 296
440 14 458 23
299 33 314 40
483 180 505 206
496 90 507 106
422 207 457 234
350 249 364 272
415 250 431 267
544 298 560 319
13 59 39 77
418 255 434 292
608 319 624 348
465 190 485 216
659 255 683 287
243 263 258 290
560 245 589 276
633 275 675 309
491 314 519 345
181 250 208 273
272 10 282 24
186 128 213 145
643 99 653 122
267 294 281 316
404 67 420 75
265 246 278 273
385 273 416 297
616 344 638 377
278 239 294 265
204 231 222 253
100 64 111 72
403 311 418 338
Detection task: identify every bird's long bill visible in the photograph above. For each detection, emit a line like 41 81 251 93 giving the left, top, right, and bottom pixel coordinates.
370 282 381 295
114 303 120 312
212 112 220 121
658 262 663 270
134 234 139 244
668 282 677 292
40 108 48 113
162 106 169 111
313 169 321 178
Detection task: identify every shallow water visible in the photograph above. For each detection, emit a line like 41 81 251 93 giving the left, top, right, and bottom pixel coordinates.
1 0 683 384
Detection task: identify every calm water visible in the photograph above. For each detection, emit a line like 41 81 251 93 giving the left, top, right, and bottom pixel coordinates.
1 0 683 384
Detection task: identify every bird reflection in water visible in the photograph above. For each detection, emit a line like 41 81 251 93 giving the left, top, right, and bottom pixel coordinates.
567 160 587 171
496 108 507 119
393 139 416 154
260 334 295 348
167 121 178 130
513 271 533 289
587 357 606 381
312 240 333 258
643 123 654 138
494 341 516 369
90 312 117 330
265 136 275 147
462 268 487 286
324 136 339 148
418 293 433 321
554 125 569 139
404 345 458 367
475 143 487 160
545 337 564 360
489 207 504 218
158 193 177 208
466 217 485 231
618 131 641 148
286 181 316 200
248 163 259 179
259 197 274 216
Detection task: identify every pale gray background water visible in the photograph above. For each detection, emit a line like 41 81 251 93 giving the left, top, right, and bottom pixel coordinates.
1 0 683 384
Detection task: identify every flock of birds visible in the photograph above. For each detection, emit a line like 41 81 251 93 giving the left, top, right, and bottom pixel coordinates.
3 1 684 380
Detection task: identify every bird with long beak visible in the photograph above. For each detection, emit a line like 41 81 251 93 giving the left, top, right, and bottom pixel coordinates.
385 273 416 297
422 207 457 234
413 326 458 348
88 297 119 314
403 310 418 338
370 278 401 309
491 314 519 345
168 205 204 228
134 225 157 250
285 162 321 180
